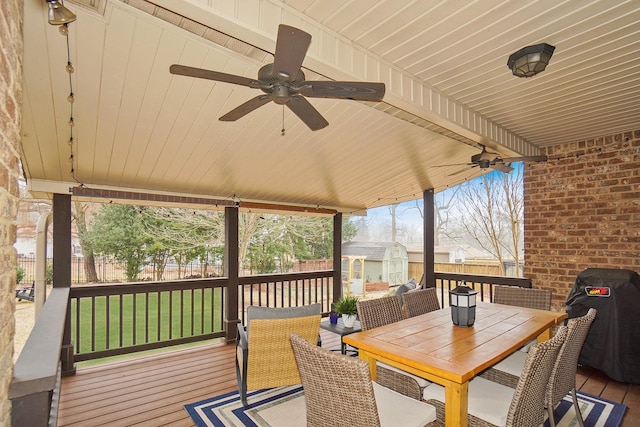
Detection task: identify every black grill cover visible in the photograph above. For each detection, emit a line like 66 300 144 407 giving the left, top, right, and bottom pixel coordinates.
565 268 640 383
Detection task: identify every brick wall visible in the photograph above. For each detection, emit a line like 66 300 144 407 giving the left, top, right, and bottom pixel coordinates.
0 0 23 425
524 129 640 309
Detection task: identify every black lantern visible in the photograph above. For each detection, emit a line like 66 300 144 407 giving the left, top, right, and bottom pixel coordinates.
449 284 478 327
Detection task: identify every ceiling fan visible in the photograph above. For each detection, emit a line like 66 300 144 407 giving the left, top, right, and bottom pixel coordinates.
169 25 385 131
438 145 548 175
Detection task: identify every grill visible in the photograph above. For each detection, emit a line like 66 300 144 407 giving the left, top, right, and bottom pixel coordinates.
565 268 640 383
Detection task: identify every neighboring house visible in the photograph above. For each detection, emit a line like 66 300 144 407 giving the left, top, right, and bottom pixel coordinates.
342 241 409 287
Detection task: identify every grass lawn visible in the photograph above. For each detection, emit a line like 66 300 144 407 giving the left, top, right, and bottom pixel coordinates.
71 288 223 355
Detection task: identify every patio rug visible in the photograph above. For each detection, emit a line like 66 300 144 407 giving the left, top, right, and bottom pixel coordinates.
185 386 626 427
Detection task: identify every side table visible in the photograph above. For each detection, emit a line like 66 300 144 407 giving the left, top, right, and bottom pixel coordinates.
320 318 361 354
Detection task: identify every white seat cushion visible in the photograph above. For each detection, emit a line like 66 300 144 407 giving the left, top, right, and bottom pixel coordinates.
373 382 436 427
422 377 515 427
519 339 536 353
492 350 527 376
376 361 431 387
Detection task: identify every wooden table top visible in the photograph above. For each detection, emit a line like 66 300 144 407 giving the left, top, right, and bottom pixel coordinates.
343 302 567 384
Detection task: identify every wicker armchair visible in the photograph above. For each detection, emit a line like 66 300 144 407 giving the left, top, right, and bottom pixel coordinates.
235 304 321 406
402 288 440 318
479 285 552 387
356 296 429 400
290 333 438 427
546 308 597 427
424 326 568 427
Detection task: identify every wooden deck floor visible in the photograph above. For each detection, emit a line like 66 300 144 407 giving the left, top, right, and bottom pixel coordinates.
58 328 640 426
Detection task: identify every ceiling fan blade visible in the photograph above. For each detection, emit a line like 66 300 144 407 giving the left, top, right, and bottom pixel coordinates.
297 81 385 101
219 95 272 122
286 96 328 131
448 164 478 176
491 163 514 174
500 155 548 163
273 25 311 82
170 64 257 87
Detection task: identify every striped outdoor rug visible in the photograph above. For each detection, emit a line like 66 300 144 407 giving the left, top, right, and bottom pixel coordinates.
185 385 626 427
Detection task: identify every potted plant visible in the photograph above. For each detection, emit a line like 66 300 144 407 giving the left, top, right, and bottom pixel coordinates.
334 294 359 327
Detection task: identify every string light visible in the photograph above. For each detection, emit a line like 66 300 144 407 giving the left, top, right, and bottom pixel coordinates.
59 18 78 182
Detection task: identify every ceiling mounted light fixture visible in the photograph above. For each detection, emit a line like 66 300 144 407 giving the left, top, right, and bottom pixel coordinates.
507 43 555 78
46 0 76 25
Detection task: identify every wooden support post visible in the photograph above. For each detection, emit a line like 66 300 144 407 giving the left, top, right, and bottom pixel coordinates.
332 213 342 304
224 206 240 343
423 189 436 288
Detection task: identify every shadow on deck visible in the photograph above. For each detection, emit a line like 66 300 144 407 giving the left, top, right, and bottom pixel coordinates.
58 328 640 426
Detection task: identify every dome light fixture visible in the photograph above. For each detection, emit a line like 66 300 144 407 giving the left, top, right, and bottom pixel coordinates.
46 0 77 25
507 43 555 78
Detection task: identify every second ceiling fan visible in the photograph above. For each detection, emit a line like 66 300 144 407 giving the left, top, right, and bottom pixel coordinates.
440 145 548 175
170 24 386 131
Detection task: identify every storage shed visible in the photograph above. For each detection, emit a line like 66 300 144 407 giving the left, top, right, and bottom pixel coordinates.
342 241 409 286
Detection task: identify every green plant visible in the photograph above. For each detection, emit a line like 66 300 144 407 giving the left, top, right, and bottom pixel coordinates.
334 294 359 316
16 266 25 284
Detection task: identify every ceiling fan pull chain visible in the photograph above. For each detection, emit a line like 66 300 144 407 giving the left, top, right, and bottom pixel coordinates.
281 105 285 136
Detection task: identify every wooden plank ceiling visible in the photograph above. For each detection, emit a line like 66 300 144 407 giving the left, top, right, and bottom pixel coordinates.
20 0 640 213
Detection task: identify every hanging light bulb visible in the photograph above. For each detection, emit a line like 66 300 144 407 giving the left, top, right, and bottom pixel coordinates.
66 62 74 73
67 92 74 103
67 137 73 146
68 117 74 127
47 0 77 25
59 23 69 36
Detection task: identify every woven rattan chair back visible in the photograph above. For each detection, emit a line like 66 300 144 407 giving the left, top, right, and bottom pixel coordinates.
235 304 321 406
505 325 568 427
545 308 597 427
402 288 440 318
493 285 552 311
357 296 403 331
290 333 382 427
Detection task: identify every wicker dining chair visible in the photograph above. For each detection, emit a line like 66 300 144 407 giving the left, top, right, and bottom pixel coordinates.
290 333 438 427
492 285 552 311
401 288 440 318
356 296 429 400
546 308 597 427
423 325 568 427
235 303 321 406
479 285 553 387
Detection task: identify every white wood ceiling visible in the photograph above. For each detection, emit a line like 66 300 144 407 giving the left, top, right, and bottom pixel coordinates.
20 0 640 213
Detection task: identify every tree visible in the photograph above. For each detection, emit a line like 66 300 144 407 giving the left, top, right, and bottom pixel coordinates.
456 166 524 276
74 201 99 282
84 204 151 281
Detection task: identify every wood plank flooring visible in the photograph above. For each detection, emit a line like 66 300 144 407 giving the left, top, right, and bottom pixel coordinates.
58 329 639 426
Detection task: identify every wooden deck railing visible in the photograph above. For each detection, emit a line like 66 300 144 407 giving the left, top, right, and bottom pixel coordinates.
238 270 334 324
10 287 69 427
435 271 532 305
69 278 228 362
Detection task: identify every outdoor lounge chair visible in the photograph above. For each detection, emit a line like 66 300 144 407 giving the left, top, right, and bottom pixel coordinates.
290 333 438 427
423 325 568 427
15 283 35 302
235 303 321 407
357 296 430 400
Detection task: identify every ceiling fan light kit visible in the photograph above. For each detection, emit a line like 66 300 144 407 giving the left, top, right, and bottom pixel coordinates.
507 43 555 78
170 25 385 131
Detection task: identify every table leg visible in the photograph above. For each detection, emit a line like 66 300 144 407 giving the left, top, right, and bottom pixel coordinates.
537 327 552 342
357 351 377 381
444 381 468 427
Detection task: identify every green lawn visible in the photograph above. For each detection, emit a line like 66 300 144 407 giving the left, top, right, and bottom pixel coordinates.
71 288 223 355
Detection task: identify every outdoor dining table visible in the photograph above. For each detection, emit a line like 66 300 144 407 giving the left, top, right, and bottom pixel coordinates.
343 301 567 427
